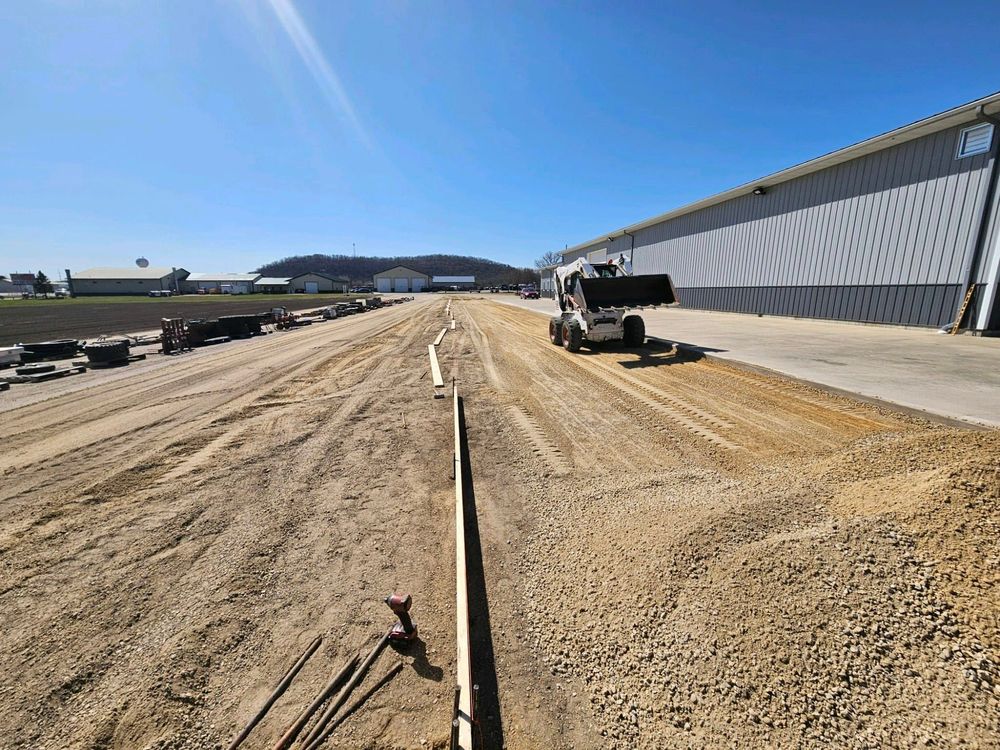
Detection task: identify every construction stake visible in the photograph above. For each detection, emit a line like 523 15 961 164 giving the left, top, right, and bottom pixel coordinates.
300 632 390 750
323 662 404 736
271 652 359 750
226 635 322 750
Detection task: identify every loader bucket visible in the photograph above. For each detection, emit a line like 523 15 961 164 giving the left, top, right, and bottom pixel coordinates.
578 274 677 311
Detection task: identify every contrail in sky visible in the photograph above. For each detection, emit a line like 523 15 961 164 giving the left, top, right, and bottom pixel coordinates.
264 0 371 146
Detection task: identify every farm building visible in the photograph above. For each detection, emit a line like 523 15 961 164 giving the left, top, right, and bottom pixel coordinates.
69 267 189 296
558 92 1000 332
181 273 260 294
287 272 349 293
373 265 430 293
432 275 476 289
254 277 292 293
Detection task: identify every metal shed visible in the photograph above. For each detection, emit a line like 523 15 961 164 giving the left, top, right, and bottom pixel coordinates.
182 273 260 295
560 92 1000 332
254 277 292 294
287 272 349 293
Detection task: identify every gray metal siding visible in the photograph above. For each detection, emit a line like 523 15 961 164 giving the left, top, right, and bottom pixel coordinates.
677 284 962 327
609 121 997 327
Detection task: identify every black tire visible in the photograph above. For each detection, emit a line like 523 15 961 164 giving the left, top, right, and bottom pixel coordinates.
549 317 563 346
562 319 583 352
623 315 645 347
84 340 130 363
16 363 56 375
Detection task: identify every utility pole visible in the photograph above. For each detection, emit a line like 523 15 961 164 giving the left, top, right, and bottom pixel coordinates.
353 242 356 258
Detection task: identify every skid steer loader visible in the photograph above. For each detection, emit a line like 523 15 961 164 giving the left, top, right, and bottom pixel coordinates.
549 254 676 352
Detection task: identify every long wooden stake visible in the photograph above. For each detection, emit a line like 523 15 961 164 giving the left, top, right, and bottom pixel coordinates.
226 635 322 750
271 652 359 750
317 662 404 739
300 632 390 750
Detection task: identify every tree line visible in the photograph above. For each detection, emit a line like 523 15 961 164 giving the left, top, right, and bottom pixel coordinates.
256 253 539 286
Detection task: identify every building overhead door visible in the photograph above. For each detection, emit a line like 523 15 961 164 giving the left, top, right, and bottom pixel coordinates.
305 281 319 294
412 278 426 292
393 278 408 292
376 278 392 293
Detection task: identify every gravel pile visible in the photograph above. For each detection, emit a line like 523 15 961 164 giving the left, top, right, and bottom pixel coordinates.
514 429 999 748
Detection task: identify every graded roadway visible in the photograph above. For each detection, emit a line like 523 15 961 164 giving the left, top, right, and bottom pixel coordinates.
1 296 996 749
497 294 1000 427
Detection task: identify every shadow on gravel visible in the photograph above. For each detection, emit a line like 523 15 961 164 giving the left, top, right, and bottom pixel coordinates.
407 638 444 682
616 338 729 369
568 337 719 369
457 396 505 748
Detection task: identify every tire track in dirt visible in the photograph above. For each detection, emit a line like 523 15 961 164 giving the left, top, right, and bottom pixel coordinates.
0 309 415 441
0 297 464 750
477 301 908 459
506 405 567 474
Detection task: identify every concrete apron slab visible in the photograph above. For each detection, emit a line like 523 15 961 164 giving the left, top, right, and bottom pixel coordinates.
490 295 1000 429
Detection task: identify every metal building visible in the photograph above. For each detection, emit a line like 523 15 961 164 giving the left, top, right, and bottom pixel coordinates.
372 265 430 293
70 267 189 295
432 275 476 290
182 272 260 294
558 92 1000 332
287 272 349 293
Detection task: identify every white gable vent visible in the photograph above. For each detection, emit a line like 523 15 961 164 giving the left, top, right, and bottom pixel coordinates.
956 123 994 158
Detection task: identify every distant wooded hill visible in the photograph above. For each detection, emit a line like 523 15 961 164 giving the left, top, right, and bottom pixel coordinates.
256 254 537 286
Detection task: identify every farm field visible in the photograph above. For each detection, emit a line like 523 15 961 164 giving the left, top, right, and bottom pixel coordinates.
0 294 368 345
0 297 996 750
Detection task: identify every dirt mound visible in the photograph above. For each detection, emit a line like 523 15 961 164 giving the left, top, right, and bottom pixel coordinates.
516 429 999 749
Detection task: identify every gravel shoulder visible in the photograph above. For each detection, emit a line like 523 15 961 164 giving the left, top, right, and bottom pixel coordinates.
454 299 999 749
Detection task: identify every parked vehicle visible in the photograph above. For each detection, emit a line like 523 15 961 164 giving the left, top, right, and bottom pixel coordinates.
520 286 540 299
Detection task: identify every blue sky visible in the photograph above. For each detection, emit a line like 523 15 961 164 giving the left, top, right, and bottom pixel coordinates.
2 0 999 279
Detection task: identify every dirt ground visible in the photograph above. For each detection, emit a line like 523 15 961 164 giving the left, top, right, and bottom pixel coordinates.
0 295 360 346
0 297 996 749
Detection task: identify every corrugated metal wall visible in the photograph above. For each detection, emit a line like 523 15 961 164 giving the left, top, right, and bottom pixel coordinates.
563 120 1000 328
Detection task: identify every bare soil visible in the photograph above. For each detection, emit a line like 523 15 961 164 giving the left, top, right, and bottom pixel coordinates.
0 296 357 346
0 297 996 749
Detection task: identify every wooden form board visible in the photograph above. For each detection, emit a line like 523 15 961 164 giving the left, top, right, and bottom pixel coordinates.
428 345 445 388
453 384 474 749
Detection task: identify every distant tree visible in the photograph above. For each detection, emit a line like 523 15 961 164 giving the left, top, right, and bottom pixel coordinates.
33 270 53 297
534 250 562 269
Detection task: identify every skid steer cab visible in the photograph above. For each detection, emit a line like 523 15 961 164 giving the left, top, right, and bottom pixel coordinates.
549 254 677 352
